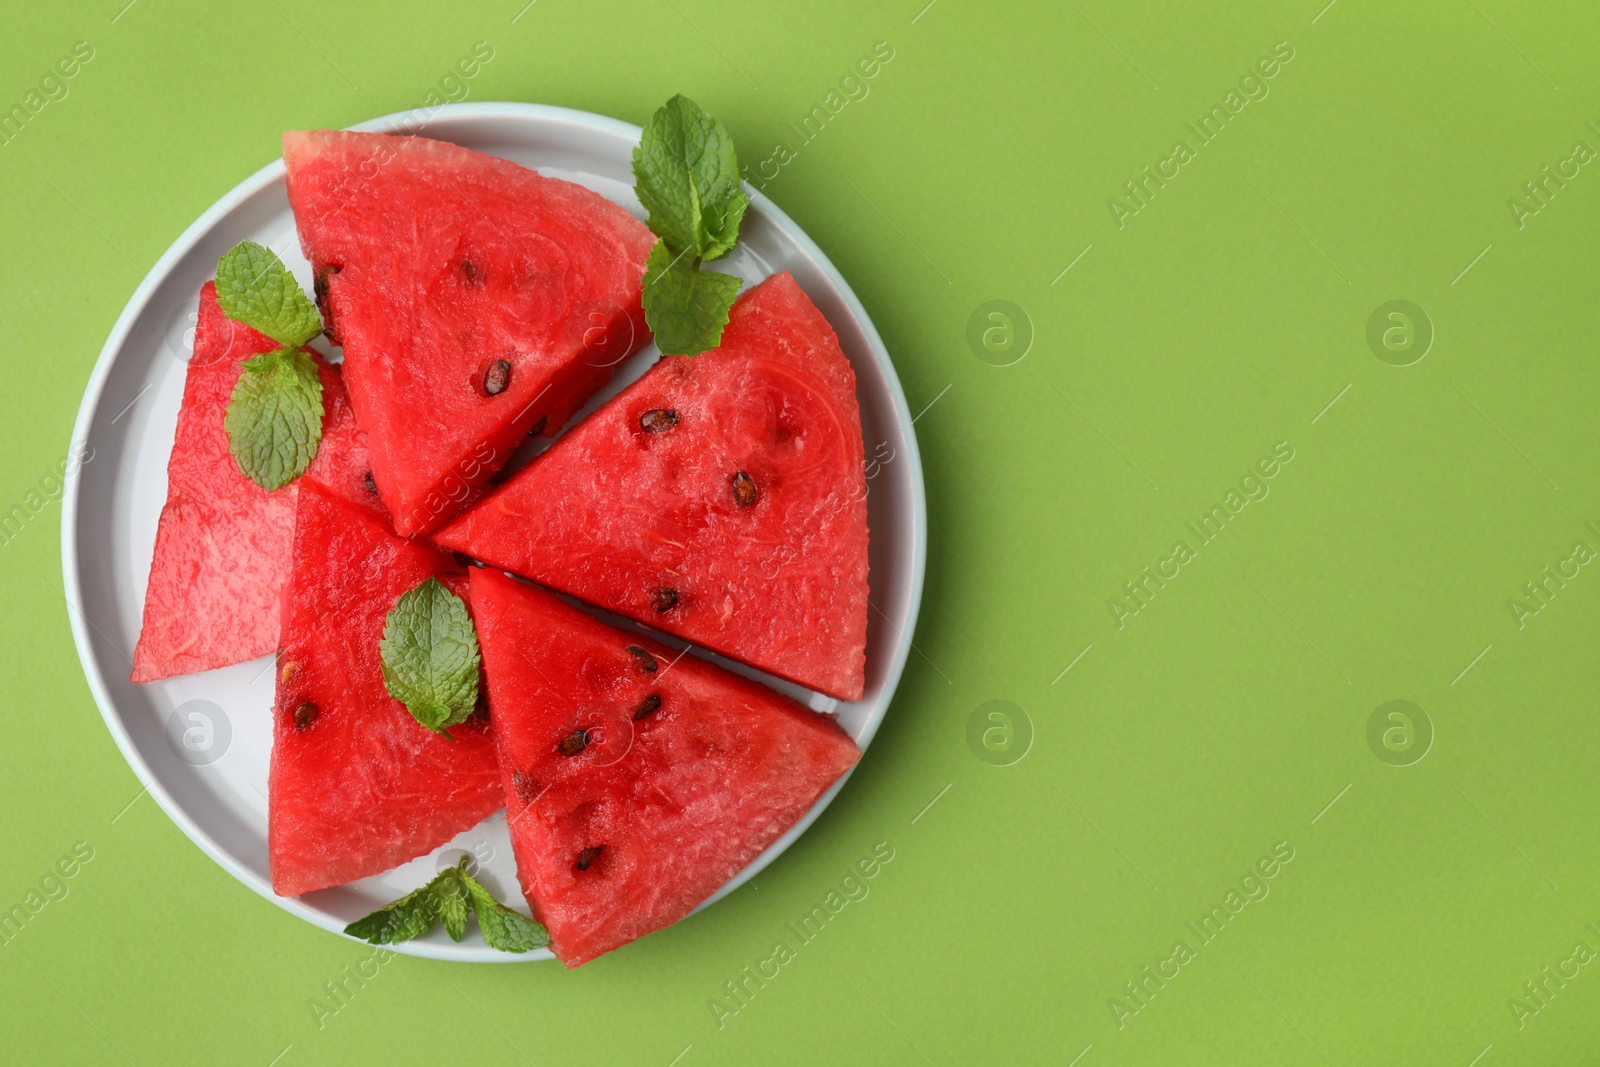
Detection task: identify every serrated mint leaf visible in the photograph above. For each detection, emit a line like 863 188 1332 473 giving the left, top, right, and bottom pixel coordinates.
223 348 325 490
462 871 550 952
344 881 440 945
641 240 740 356
436 869 470 942
379 577 481 736
633 95 747 262
215 241 323 349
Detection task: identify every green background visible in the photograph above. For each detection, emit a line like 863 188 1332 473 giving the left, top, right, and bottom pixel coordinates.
3 0 1598 1063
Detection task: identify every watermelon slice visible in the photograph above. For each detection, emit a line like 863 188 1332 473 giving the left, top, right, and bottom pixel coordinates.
131 282 376 683
468 567 861 967
269 480 501 896
282 129 656 537
437 272 871 701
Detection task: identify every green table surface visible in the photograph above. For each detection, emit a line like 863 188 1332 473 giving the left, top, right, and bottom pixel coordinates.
4 0 1599 1063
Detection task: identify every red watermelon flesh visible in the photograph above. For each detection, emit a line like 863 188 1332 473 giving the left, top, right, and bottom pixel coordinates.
131 282 375 683
270 480 501 896
437 272 870 701
282 129 656 537
468 567 861 967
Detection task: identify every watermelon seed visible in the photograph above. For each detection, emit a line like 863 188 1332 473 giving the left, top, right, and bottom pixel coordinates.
362 470 376 495
626 645 659 673
314 265 342 345
460 259 481 285
558 730 589 757
731 471 758 508
575 846 604 871
483 359 512 396
653 588 679 612
526 416 547 438
314 263 340 301
640 408 679 433
512 770 539 803
293 701 319 729
633 695 662 721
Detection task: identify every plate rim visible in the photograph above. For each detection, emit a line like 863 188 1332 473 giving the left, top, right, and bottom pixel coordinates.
60 100 927 963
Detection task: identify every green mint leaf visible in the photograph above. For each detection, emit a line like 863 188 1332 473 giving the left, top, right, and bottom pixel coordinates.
641 240 741 356
343 881 440 945
461 870 550 952
633 94 747 262
223 348 325 490
379 577 481 736
435 869 470 943
215 241 323 349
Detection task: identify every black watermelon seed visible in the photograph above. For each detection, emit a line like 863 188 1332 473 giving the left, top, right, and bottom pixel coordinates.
731 471 758 508
633 695 662 721
626 645 658 673
483 359 512 396
313 264 340 302
512 770 539 803
639 409 679 433
526 415 547 438
362 470 377 495
557 730 588 757
461 259 481 284
313 265 342 345
293 701 318 728
575 846 604 871
653 588 679 613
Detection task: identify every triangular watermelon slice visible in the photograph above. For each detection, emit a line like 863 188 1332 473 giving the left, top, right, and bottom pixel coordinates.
282 129 656 537
437 272 871 701
269 480 501 896
468 567 861 967
131 282 376 683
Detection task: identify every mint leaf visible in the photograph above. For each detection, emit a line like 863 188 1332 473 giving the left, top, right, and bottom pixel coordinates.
633 95 747 261
223 349 325 490
641 240 741 357
343 880 441 945
436 869 470 942
462 872 550 952
215 241 323 349
379 577 481 736
344 859 549 953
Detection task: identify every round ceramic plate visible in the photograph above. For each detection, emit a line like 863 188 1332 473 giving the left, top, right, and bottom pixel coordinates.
61 103 926 962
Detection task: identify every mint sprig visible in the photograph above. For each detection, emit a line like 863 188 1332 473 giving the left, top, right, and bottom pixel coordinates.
379 577 481 736
215 241 328 490
215 241 323 350
633 95 745 355
345 859 549 953
223 349 325 490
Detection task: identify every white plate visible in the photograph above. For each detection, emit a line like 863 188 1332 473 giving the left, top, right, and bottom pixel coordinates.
61 103 927 962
